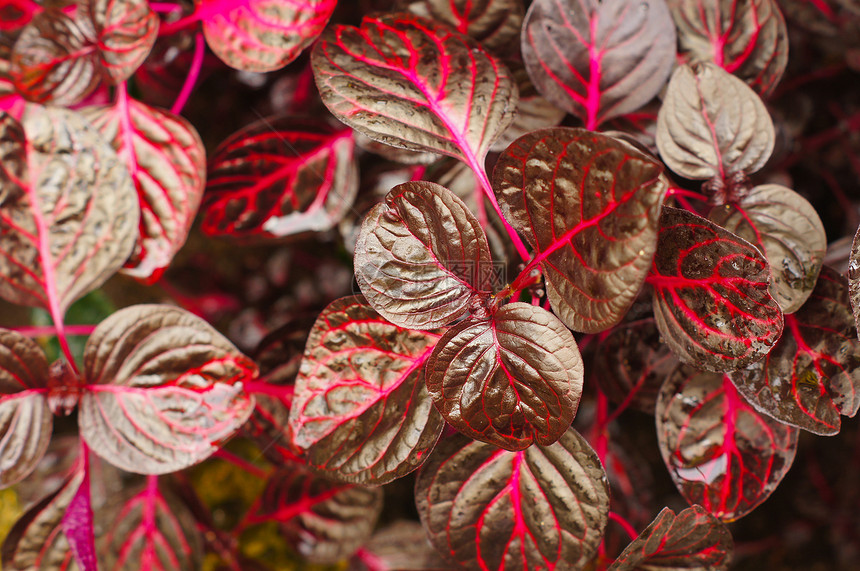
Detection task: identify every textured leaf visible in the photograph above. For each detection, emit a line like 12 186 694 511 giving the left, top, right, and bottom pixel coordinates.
656 63 774 183
83 94 206 283
846 224 860 337
61 460 96 571
493 127 668 333
312 13 518 166
89 0 159 83
416 430 610 570
349 520 448 570
199 0 336 72
202 116 358 240
608 505 733 570
657 365 798 521
355 181 493 330
651 207 784 372
521 0 677 128
728 267 860 435
426 303 583 450
668 0 789 96
709 184 826 314
0 108 139 316
288 296 445 485
79 304 258 474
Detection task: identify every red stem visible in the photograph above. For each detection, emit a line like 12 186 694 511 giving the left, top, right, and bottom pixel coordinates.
608 511 638 542
243 381 295 401
11 324 95 337
171 31 205 115
213 449 270 480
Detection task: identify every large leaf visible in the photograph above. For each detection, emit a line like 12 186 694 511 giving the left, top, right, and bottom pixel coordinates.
657 365 799 521
288 296 445 485
415 430 610 570
89 0 159 83
728 267 860 435
709 184 826 314
78 304 258 474
198 0 336 72
651 207 784 372
83 93 206 283
355 181 493 330
607 505 733 570
426 302 583 450
493 127 668 333
668 0 788 96
521 0 677 129
202 116 358 240
0 108 139 316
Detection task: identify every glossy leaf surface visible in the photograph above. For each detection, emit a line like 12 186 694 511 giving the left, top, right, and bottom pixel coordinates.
416 430 610 570
651 207 783 372
202 116 358 240
79 305 257 474
355 181 493 330
521 0 676 128
710 184 826 314
493 127 668 333
199 0 336 72
728 267 860 435
288 296 445 484
89 0 159 83
83 94 206 283
657 365 798 521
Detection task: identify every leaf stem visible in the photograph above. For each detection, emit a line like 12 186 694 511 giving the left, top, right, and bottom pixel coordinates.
157 12 200 36
10 324 95 337
213 448 270 480
171 31 205 115
148 1 183 13
608 511 637 542
467 157 530 261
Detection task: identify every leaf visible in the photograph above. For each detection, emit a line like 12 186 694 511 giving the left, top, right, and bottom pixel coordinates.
493 127 669 333
201 116 358 241
289 296 444 485
521 0 677 129
846 223 860 337
198 0 336 73
83 93 206 284
0 108 140 316
415 430 610 570
0 329 51 489
312 13 518 166
728 267 860 435
709 184 826 314
651 206 784 372
349 520 448 570
89 0 159 83
61 459 96 571
667 0 789 96
655 63 774 182
656 365 799 521
78 304 258 474
607 505 733 570
355 181 494 330
426 303 583 450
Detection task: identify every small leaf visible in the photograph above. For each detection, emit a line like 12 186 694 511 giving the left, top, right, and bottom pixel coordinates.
201 116 358 240
607 505 733 570
728 267 860 435
355 181 493 330
657 365 798 521
415 430 610 570
709 184 826 313
89 0 159 83
651 207 784 372
846 223 860 337
78 304 258 474
493 127 668 333
521 0 677 128
656 63 774 182
288 296 445 485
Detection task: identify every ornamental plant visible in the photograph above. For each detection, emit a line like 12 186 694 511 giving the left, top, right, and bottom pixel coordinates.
0 0 859 569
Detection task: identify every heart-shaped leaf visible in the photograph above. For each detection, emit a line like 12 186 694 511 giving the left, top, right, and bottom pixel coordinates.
607 505 733 570
0 108 139 317
728 267 860 435
89 0 159 83
668 0 789 96
709 184 826 314
201 116 358 241
493 127 669 333
521 0 677 129
288 296 445 485
651 207 784 372
657 364 799 521
415 430 610 570
656 63 774 183
78 304 258 474
198 0 336 72
355 181 494 330
83 92 206 284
